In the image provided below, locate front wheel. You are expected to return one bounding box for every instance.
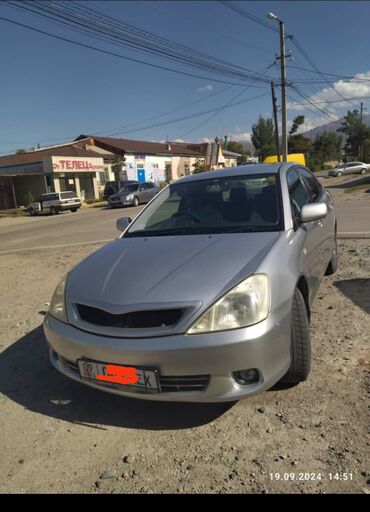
[133,196,139,207]
[280,288,311,385]
[337,171,343,177]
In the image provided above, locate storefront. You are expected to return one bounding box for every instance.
[0,143,104,209]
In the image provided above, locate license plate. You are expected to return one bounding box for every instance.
[77,360,160,392]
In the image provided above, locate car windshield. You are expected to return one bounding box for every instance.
[125,173,282,237]
[120,184,139,192]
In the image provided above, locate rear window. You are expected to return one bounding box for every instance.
[60,192,78,199]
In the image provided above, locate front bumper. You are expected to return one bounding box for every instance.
[109,196,133,207]
[43,306,292,402]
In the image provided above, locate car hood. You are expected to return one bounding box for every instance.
[67,232,280,314]
[109,191,132,199]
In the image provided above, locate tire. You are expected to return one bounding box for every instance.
[337,171,343,177]
[29,208,38,216]
[133,196,139,207]
[360,168,367,175]
[280,288,311,384]
[325,232,338,276]
[70,208,77,213]
[50,206,59,215]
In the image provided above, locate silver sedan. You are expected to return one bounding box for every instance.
[328,161,369,176]
[44,163,337,402]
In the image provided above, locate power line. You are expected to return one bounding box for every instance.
[218,1,279,33]
[179,64,276,138]
[100,92,269,138]
[0,14,268,88]
[141,0,270,55]
[7,0,273,85]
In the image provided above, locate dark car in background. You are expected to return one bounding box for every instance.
[108,182,160,207]
[103,180,139,200]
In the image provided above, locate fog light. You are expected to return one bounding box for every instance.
[233,368,259,385]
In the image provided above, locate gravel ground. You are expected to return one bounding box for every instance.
[0,240,369,494]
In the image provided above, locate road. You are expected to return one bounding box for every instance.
[0,197,369,254]
[0,205,143,253]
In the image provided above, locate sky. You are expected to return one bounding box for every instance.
[1,0,370,154]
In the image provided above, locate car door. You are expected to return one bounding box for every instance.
[145,183,156,201]
[138,184,146,202]
[42,193,57,212]
[299,168,335,275]
[343,162,356,175]
[286,167,324,301]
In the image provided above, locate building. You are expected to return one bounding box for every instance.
[75,135,208,193]
[0,136,240,210]
[0,141,105,209]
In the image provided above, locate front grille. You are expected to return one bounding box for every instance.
[76,304,184,329]
[60,357,209,393]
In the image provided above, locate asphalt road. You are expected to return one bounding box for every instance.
[0,205,143,253]
[0,198,369,254]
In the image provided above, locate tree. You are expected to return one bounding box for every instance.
[192,158,209,173]
[308,133,343,171]
[251,116,276,161]
[288,134,313,155]
[289,115,305,136]
[111,153,126,183]
[226,140,251,164]
[337,109,370,160]
[15,148,26,154]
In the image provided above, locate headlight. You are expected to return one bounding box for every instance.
[49,274,68,323]
[125,194,134,200]
[187,274,270,334]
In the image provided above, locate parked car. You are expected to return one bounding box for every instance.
[27,191,81,215]
[108,182,159,208]
[103,180,139,200]
[328,161,369,177]
[44,163,337,402]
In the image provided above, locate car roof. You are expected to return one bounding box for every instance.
[177,162,294,184]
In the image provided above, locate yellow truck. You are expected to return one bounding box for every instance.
[263,153,306,166]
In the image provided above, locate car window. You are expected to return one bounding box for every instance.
[298,168,322,203]
[146,183,154,189]
[122,184,139,192]
[286,168,310,218]
[125,173,282,237]
[60,191,78,199]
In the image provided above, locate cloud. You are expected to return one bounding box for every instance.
[173,138,185,142]
[286,70,370,133]
[288,71,370,116]
[197,84,213,92]
[228,132,252,142]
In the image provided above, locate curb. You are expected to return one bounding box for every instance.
[338,232,370,239]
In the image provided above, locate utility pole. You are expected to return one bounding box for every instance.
[271,81,280,161]
[360,102,364,122]
[267,12,288,162]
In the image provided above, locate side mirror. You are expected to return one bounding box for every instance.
[116,217,132,232]
[300,203,328,223]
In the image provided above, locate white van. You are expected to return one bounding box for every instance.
[27,191,82,216]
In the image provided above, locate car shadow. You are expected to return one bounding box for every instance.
[325,176,370,190]
[334,278,370,315]
[0,326,233,431]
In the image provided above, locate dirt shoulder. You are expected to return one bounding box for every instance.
[0,240,369,494]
